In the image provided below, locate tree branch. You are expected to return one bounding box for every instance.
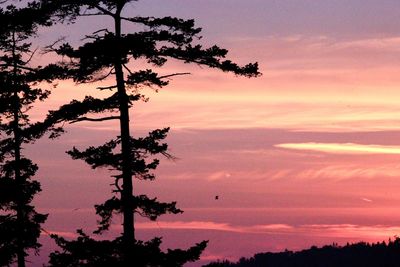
[93,67,115,82]
[0,64,37,72]
[111,175,123,193]
[41,37,66,54]
[92,28,110,35]
[23,47,38,65]
[79,12,105,17]
[70,116,120,124]
[92,4,116,18]
[122,64,133,75]
[97,85,118,90]
[159,72,191,79]
[82,29,110,41]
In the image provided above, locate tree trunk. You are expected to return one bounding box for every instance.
[114,6,135,265]
[14,98,25,267]
[11,31,26,267]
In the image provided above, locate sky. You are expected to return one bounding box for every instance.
[20,0,400,266]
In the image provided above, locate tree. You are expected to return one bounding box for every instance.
[0,1,65,266]
[203,238,400,267]
[42,0,261,266]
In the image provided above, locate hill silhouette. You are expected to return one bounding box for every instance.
[204,238,400,267]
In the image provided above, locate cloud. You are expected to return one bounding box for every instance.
[41,230,78,239]
[27,34,400,133]
[137,221,400,240]
[255,224,295,231]
[334,37,400,52]
[296,163,400,180]
[136,221,293,234]
[200,253,237,262]
[302,224,400,239]
[276,143,400,155]
[361,198,373,203]
[207,171,232,181]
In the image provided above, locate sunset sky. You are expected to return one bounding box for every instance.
[23,1,400,265]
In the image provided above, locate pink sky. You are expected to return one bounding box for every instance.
[23,1,400,266]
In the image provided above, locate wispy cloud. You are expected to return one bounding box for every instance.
[136,221,293,234]
[200,253,237,262]
[29,34,400,133]
[207,171,232,181]
[46,221,400,240]
[137,221,400,240]
[361,198,373,203]
[296,163,400,180]
[41,230,78,239]
[276,143,400,155]
[302,224,400,239]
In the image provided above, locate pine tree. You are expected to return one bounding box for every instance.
[42,0,261,266]
[0,1,66,266]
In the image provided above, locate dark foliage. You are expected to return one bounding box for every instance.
[41,0,260,266]
[204,238,400,267]
[0,1,67,266]
[49,230,208,267]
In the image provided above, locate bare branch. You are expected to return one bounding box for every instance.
[122,64,133,75]
[81,29,110,41]
[123,65,191,83]
[16,65,37,72]
[23,47,39,65]
[162,151,179,161]
[79,12,105,17]
[97,85,118,91]
[0,64,37,72]
[92,4,116,18]
[69,116,120,124]
[120,16,154,24]
[92,28,111,35]
[78,67,115,84]
[42,37,66,54]
[159,72,191,79]
[92,67,115,83]
[111,176,123,193]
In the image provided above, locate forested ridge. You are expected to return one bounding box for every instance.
[205,239,400,267]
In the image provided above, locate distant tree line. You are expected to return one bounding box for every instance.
[204,238,400,267]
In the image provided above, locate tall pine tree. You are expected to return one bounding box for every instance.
[42,0,261,266]
[0,1,66,266]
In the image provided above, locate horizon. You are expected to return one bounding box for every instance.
[4,0,400,266]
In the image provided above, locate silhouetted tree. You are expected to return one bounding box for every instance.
[41,0,261,266]
[0,1,65,266]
